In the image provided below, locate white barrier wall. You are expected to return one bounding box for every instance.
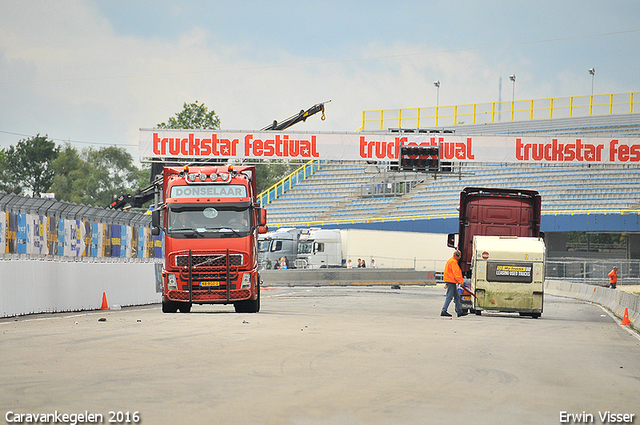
[545,280,639,327]
[340,230,452,270]
[0,261,161,318]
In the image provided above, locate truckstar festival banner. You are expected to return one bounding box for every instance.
[140,129,640,164]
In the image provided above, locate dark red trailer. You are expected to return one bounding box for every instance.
[447,187,542,278]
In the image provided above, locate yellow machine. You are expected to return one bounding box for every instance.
[471,236,545,318]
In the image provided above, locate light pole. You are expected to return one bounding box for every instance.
[509,74,516,102]
[588,68,595,115]
[434,80,440,126]
[509,75,516,121]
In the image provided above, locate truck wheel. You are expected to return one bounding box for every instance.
[162,300,178,313]
[178,303,192,313]
[475,310,482,316]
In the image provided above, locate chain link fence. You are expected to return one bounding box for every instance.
[546,259,640,286]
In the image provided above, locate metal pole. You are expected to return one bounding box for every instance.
[188,249,193,305]
[226,248,231,303]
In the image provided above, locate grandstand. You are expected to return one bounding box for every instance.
[264,161,640,227]
[262,100,640,228]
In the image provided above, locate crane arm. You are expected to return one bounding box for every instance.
[261,100,330,131]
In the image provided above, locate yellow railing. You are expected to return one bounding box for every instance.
[257,160,324,207]
[360,92,639,131]
[267,208,640,229]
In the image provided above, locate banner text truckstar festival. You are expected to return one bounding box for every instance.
[140,129,640,164]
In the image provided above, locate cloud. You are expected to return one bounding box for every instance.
[1,0,638,162]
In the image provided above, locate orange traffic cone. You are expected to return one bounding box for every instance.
[100,292,110,310]
[621,308,630,326]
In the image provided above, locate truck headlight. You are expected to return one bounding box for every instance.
[167,274,178,290]
[241,273,251,289]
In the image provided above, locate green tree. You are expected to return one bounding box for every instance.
[2,135,59,197]
[156,101,221,130]
[50,144,145,207]
[49,144,90,203]
[154,101,297,196]
[85,146,144,206]
[255,160,299,194]
[0,149,12,193]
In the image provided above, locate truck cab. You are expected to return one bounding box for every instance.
[448,187,542,278]
[153,164,267,313]
[295,228,342,269]
[258,228,300,269]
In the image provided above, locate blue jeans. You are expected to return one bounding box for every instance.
[442,283,462,314]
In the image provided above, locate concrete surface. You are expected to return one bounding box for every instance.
[0,286,638,425]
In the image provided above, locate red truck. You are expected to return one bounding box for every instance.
[447,187,542,313]
[152,164,267,313]
[448,187,542,276]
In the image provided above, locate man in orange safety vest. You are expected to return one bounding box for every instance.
[441,250,468,317]
[608,266,618,289]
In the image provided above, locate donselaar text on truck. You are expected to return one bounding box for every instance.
[151,164,267,313]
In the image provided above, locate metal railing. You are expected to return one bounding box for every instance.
[360,92,639,131]
[547,259,640,286]
[266,208,640,229]
[359,178,423,198]
[257,160,325,207]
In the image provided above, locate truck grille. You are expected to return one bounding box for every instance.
[167,289,251,302]
[178,270,239,282]
[175,253,243,268]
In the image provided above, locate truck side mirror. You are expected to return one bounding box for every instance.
[151,210,161,235]
[447,233,457,248]
[260,208,267,226]
[258,225,268,234]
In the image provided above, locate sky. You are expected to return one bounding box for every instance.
[0,0,639,163]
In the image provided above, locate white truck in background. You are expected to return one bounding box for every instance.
[295,228,343,269]
[258,228,301,269]
[258,228,342,269]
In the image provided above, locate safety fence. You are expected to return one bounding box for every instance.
[0,193,162,261]
[547,259,640,286]
[360,92,639,130]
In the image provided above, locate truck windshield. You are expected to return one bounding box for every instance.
[258,240,270,252]
[168,205,251,238]
[298,241,313,254]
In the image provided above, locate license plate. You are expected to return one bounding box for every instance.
[461,295,471,302]
[200,281,221,287]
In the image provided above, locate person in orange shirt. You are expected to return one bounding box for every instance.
[441,250,468,317]
[608,266,618,289]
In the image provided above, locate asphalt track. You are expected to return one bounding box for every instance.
[1,286,639,425]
